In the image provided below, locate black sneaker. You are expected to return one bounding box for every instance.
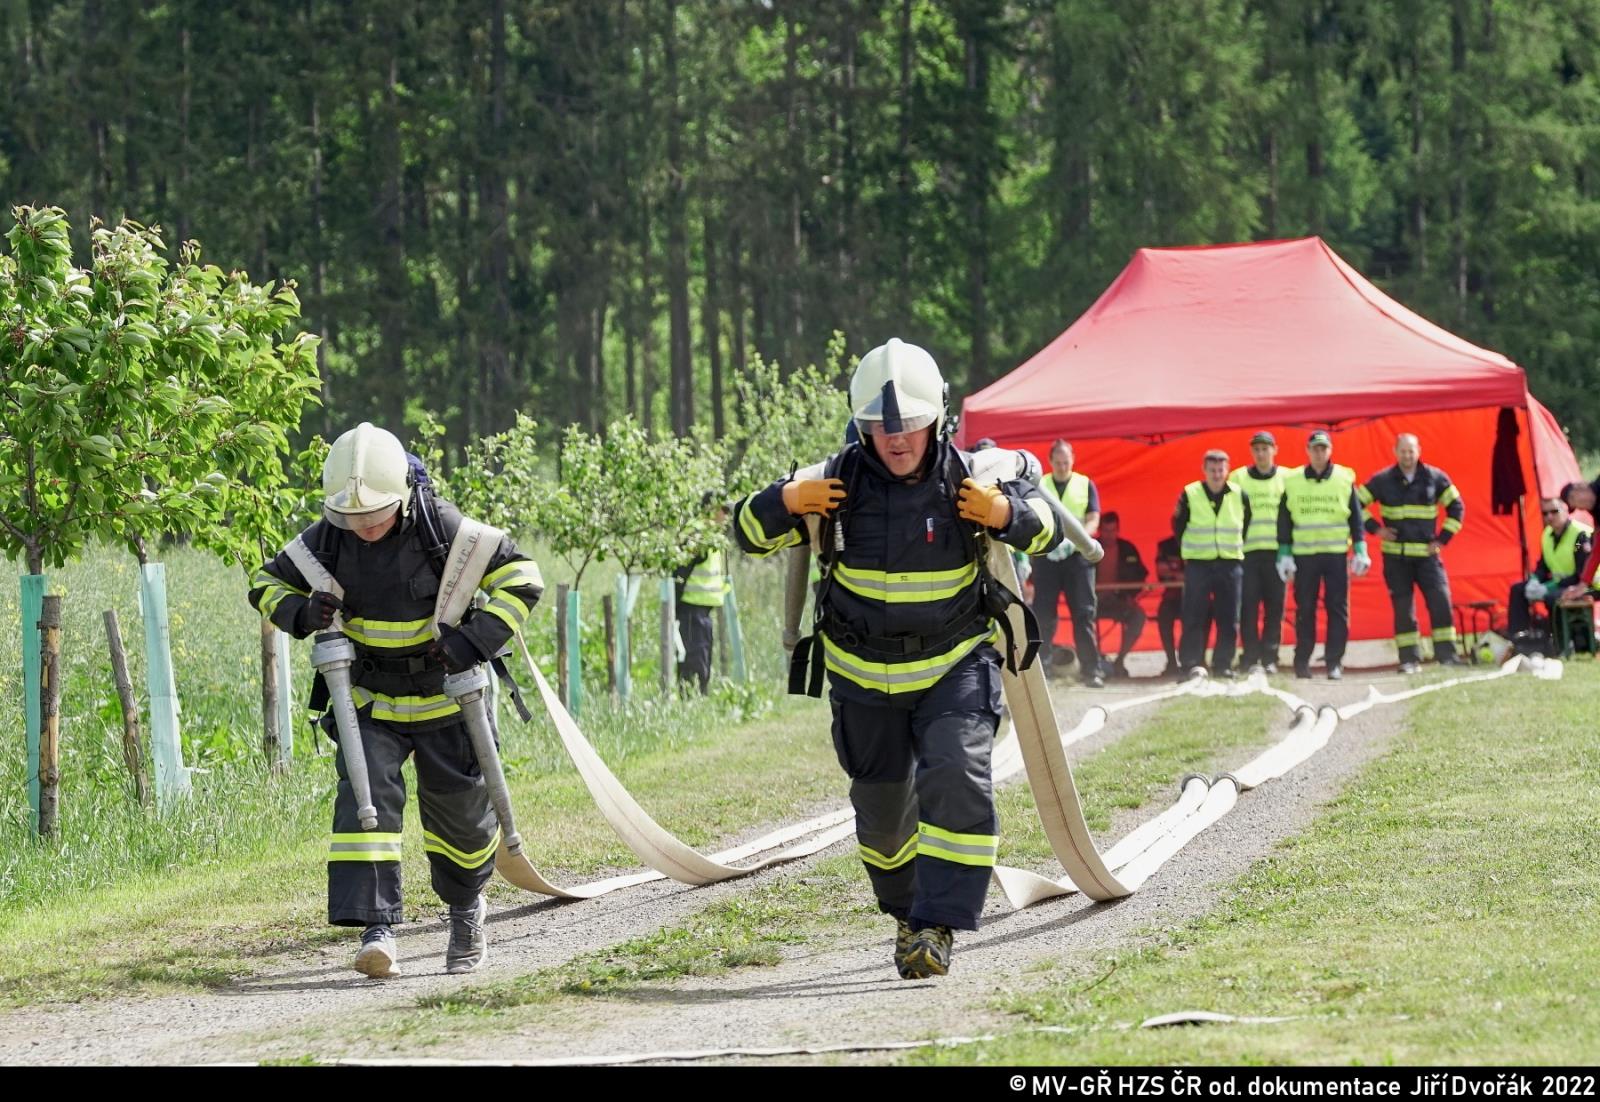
[1294,665,1311,679]
[900,925,954,980]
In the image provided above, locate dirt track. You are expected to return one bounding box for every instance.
[0,665,1414,1065]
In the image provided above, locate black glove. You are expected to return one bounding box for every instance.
[429,623,485,674]
[296,591,344,635]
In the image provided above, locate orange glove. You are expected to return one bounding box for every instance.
[957,478,1011,529]
[782,477,847,516]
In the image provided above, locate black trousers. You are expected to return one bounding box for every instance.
[328,712,499,927]
[1293,553,1350,669]
[1157,589,1185,667]
[676,603,715,694]
[1180,560,1243,673]
[1097,594,1147,663]
[1032,554,1099,679]
[1239,550,1286,667]
[1382,554,1457,661]
[829,649,1001,932]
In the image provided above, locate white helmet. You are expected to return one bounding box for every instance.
[849,338,948,440]
[322,422,410,531]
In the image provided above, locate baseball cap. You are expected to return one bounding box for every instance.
[1307,429,1332,447]
[1249,430,1276,446]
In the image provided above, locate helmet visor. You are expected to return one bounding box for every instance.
[323,500,400,532]
[854,412,939,438]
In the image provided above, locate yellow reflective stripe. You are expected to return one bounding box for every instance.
[479,600,524,634]
[1024,498,1056,555]
[254,570,309,617]
[481,560,544,591]
[1431,626,1458,642]
[422,828,501,869]
[833,561,978,603]
[1380,541,1434,557]
[821,628,994,695]
[1395,631,1420,646]
[1380,504,1440,520]
[351,687,460,723]
[738,497,803,556]
[328,831,403,862]
[858,835,918,871]
[343,617,434,648]
[1439,485,1461,507]
[1442,518,1463,534]
[917,821,998,867]
[1357,484,1374,505]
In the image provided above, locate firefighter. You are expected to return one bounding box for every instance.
[1229,431,1288,673]
[674,497,729,695]
[1032,439,1105,687]
[249,423,544,979]
[1358,433,1466,672]
[1173,450,1250,677]
[1276,430,1367,680]
[732,338,1095,980]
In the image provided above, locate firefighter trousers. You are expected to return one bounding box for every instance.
[1382,553,1457,662]
[328,712,500,926]
[828,648,1002,932]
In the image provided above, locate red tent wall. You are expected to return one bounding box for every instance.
[1002,404,1565,652]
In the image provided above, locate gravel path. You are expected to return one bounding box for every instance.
[0,666,1419,1065]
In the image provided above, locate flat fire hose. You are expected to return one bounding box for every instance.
[490,631,858,899]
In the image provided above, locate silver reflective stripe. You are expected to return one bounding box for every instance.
[917,833,996,859]
[328,841,401,855]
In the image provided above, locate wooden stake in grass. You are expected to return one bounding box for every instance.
[603,594,617,698]
[38,595,62,838]
[103,609,152,806]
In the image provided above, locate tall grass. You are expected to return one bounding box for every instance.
[0,539,800,915]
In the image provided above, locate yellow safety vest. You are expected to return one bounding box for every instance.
[1541,520,1593,579]
[1042,471,1091,520]
[1283,464,1356,557]
[681,549,727,608]
[1180,481,1245,562]
[1229,465,1286,553]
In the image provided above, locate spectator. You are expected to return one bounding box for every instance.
[1093,512,1148,678]
[1511,497,1593,637]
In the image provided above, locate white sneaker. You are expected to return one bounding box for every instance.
[354,924,401,978]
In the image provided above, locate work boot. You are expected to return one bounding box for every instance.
[354,924,400,979]
[893,918,917,978]
[1326,665,1343,681]
[1294,664,1311,679]
[445,894,488,975]
[899,925,954,980]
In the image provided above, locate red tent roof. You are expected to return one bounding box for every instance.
[962,236,1529,442]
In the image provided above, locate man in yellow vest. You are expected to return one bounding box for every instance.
[1507,496,1594,637]
[674,497,730,695]
[1172,449,1250,677]
[1032,438,1105,687]
[1230,430,1288,673]
[1276,430,1367,680]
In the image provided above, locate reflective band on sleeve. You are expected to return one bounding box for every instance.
[738,497,803,556]
[1024,498,1057,555]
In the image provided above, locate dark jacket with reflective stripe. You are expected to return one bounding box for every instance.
[248,499,543,729]
[1358,463,1464,554]
[733,440,1062,704]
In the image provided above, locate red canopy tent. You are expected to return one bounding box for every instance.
[960,236,1581,650]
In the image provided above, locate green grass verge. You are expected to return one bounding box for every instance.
[911,661,1600,1065]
